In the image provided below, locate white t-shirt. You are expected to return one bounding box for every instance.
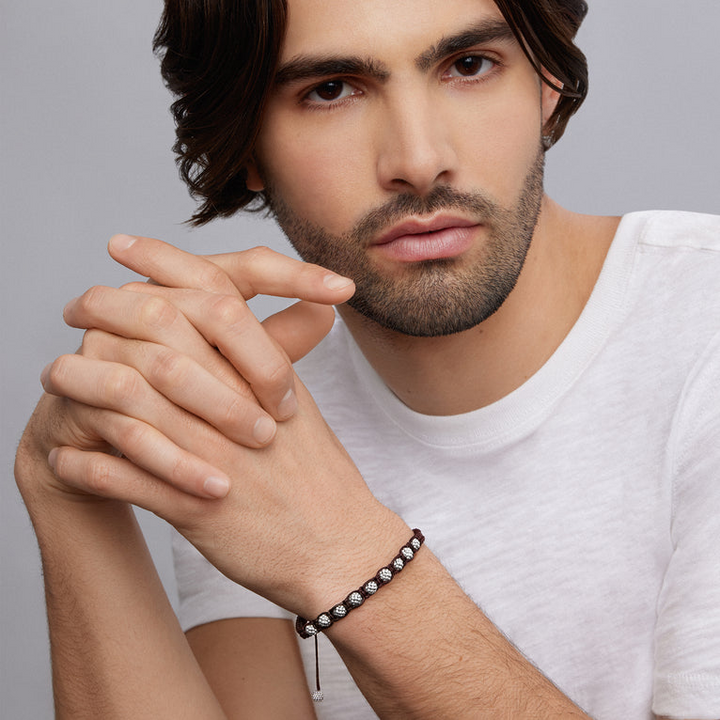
[173,211,720,719]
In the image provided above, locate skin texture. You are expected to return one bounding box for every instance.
[14,0,692,717]
[250,0,551,341]
[264,152,546,336]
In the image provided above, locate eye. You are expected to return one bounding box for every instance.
[445,55,496,79]
[305,80,358,104]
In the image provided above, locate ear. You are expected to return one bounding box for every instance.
[245,159,265,192]
[540,70,563,130]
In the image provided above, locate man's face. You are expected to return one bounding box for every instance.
[250,0,558,336]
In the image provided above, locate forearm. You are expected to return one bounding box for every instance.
[327,548,590,719]
[16,445,225,720]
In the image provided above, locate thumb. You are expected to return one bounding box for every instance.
[262,301,337,363]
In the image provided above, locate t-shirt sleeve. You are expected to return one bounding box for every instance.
[653,332,720,719]
[172,530,292,632]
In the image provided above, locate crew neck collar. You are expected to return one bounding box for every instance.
[339,212,646,450]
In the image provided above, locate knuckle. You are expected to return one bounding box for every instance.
[261,357,292,390]
[207,294,248,329]
[240,246,274,287]
[46,354,74,389]
[115,419,147,453]
[244,245,273,263]
[120,281,148,293]
[195,262,233,293]
[219,393,249,431]
[105,366,142,407]
[85,455,114,494]
[299,258,324,278]
[77,285,107,316]
[137,295,178,331]
[147,347,190,387]
[169,453,193,487]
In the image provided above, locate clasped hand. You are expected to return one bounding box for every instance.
[29,234,407,615]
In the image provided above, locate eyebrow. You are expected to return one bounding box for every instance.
[415,19,516,72]
[274,56,390,86]
[273,18,516,86]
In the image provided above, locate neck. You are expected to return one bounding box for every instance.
[338,197,619,415]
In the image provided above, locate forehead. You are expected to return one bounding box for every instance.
[281,0,506,61]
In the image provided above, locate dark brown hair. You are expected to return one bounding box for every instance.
[494,0,589,143]
[154,0,589,226]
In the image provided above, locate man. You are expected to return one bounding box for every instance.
[14,0,719,718]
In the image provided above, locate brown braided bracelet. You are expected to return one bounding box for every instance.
[295,528,425,639]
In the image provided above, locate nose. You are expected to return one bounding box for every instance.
[375,93,458,196]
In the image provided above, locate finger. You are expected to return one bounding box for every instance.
[81,320,249,399]
[65,285,268,407]
[47,446,218,513]
[205,246,355,303]
[108,234,355,304]
[120,285,298,420]
[80,324,256,409]
[108,234,240,296]
[49,408,232,499]
[42,352,276,448]
[262,301,336,364]
[64,286,211,361]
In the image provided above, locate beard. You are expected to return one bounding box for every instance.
[266,147,545,337]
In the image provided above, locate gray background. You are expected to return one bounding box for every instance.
[2,1,718,717]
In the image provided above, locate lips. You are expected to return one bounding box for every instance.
[373,215,479,246]
[371,215,480,262]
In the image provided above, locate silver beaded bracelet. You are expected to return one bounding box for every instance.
[295,529,425,702]
[295,529,425,639]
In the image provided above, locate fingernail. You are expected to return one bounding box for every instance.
[40,363,52,387]
[323,273,354,291]
[110,234,137,252]
[47,448,59,470]
[253,416,276,445]
[277,388,298,419]
[203,476,230,499]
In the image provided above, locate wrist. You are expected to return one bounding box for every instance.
[296,529,425,638]
[294,507,412,618]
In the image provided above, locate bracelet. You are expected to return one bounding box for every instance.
[295,528,425,639]
[295,529,424,702]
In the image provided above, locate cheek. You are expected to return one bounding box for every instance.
[458,101,542,201]
[257,119,370,234]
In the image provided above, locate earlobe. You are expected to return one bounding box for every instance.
[245,160,265,192]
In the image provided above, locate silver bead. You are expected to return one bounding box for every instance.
[304,623,318,636]
[332,604,347,618]
[393,557,405,571]
[317,613,332,628]
[410,538,421,551]
[364,580,379,595]
[378,568,392,583]
[401,547,414,561]
[312,690,324,702]
[348,591,364,607]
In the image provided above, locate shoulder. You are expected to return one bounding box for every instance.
[625,209,720,252]
[615,210,720,322]
[584,210,720,407]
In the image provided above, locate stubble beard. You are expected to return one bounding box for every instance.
[266,147,546,337]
